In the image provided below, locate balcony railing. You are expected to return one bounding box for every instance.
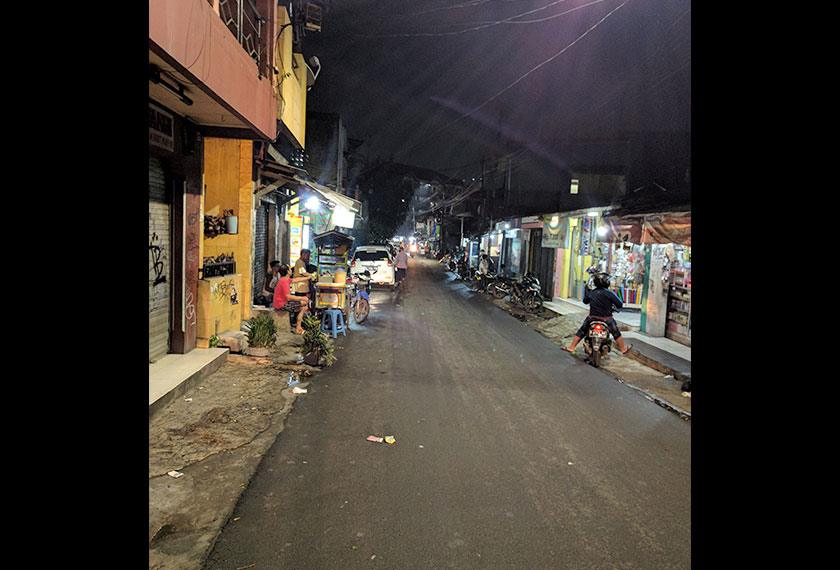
[214,0,266,75]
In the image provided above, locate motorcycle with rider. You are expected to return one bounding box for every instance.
[562,272,633,367]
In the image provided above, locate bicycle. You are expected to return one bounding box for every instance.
[349,270,372,323]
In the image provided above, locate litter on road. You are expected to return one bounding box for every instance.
[293,386,307,394]
[167,470,184,479]
[366,435,384,443]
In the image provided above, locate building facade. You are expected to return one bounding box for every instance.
[150,0,302,359]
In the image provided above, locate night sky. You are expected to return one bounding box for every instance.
[304,0,691,181]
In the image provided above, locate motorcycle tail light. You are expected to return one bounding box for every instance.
[594,324,603,332]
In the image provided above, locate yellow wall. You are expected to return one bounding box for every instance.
[558,248,571,298]
[202,137,255,331]
[196,274,242,340]
[276,7,307,147]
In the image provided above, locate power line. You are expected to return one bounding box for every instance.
[399,0,631,155]
[358,0,587,38]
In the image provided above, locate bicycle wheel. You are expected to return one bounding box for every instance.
[354,296,370,323]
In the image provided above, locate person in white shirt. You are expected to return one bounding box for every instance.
[395,247,409,284]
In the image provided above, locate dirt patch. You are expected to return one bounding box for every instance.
[149,334,321,478]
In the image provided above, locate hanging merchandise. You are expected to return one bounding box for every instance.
[607,242,644,308]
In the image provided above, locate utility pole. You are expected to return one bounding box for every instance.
[481,157,487,235]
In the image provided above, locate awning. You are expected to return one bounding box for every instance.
[642,212,691,246]
[601,211,690,246]
[294,176,361,214]
[601,217,644,244]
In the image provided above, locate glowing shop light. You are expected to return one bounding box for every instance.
[305,196,321,211]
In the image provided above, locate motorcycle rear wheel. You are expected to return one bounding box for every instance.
[492,285,507,299]
[590,349,601,367]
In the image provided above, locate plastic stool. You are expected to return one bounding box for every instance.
[321,309,346,338]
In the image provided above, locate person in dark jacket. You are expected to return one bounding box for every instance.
[256,260,280,307]
[563,273,633,355]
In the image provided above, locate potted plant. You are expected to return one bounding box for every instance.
[300,314,336,366]
[244,314,277,357]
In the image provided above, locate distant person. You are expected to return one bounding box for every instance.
[478,254,489,275]
[256,260,280,307]
[274,264,313,334]
[395,246,409,284]
[563,272,633,355]
[292,249,314,296]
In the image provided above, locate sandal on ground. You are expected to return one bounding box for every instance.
[621,344,633,354]
[561,347,575,353]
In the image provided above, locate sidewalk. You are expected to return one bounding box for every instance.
[149,348,230,420]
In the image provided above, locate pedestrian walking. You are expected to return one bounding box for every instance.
[395,246,409,284]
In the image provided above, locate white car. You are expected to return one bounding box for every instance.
[350,245,396,289]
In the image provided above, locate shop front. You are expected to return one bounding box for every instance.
[601,211,691,345]
[542,209,608,302]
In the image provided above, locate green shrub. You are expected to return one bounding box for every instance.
[244,315,277,349]
[300,314,336,366]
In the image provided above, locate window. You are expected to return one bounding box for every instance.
[354,251,390,261]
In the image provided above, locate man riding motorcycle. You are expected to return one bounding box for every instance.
[562,272,633,356]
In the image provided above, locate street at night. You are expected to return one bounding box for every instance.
[149,1,691,568]
[202,257,690,570]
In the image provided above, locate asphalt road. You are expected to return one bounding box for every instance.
[203,257,691,570]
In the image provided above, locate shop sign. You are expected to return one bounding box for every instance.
[580,216,593,255]
[541,214,569,248]
[149,103,174,152]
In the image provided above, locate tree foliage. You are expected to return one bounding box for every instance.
[355,161,416,243]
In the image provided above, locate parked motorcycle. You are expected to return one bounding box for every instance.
[585,259,608,291]
[472,270,496,293]
[439,253,458,273]
[488,272,544,312]
[520,272,544,312]
[456,258,471,280]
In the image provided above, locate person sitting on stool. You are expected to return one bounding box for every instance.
[273,264,312,334]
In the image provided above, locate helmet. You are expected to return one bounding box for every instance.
[593,272,611,288]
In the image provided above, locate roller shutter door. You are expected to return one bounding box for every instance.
[149,156,171,362]
[253,202,269,301]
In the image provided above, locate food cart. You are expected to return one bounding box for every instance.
[312,230,354,322]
